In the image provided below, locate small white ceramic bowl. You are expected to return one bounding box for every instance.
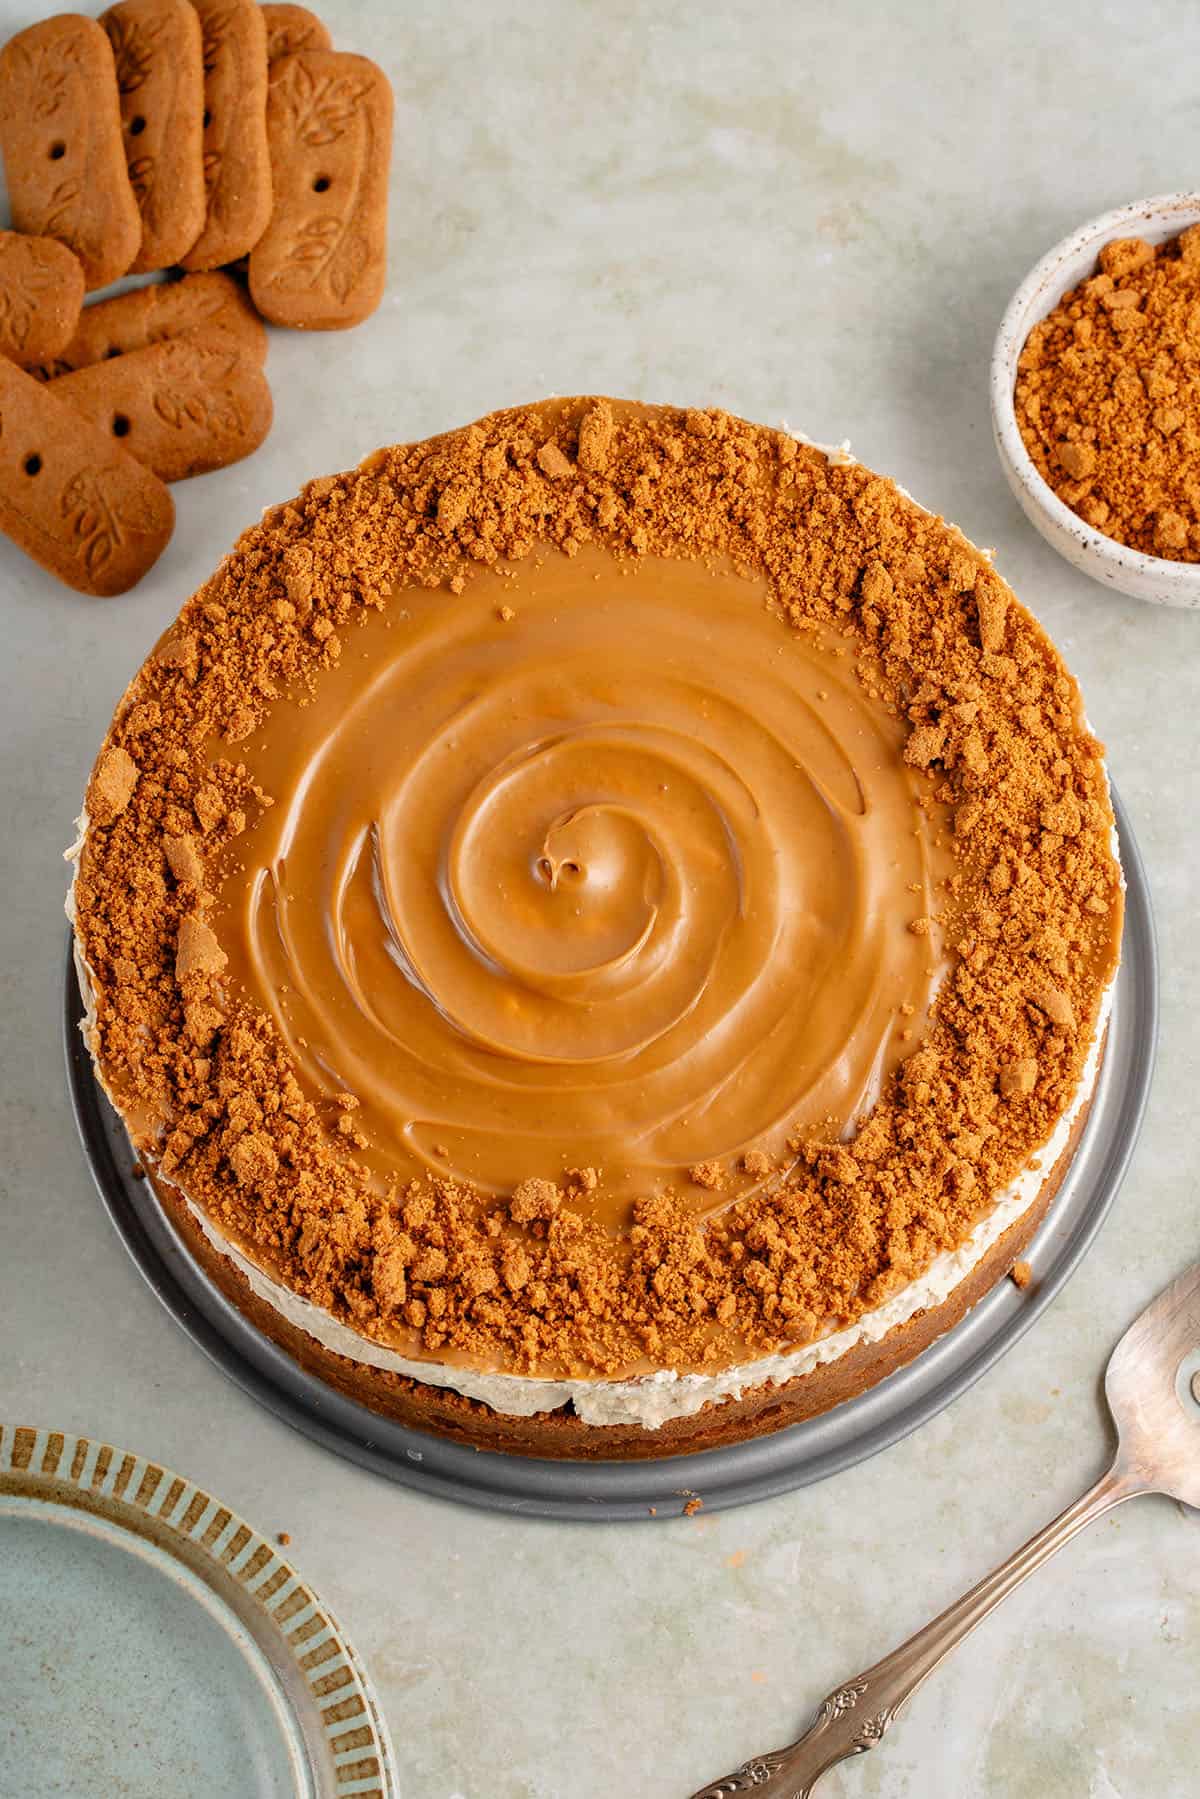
[991,192,1200,609]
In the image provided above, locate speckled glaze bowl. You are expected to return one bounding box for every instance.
[991,192,1200,609]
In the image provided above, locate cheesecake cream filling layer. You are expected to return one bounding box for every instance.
[167,975,1112,1427]
[67,734,1121,1431]
[70,840,1116,1427]
[68,809,1121,1429]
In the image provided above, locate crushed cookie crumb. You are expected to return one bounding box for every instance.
[999,1058,1038,1098]
[87,746,138,825]
[537,441,574,480]
[510,1178,561,1223]
[1029,981,1076,1029]
[578,400,615,473]
[175,915,227,980]
[229,1131,278,1188]
[164,833,204,887]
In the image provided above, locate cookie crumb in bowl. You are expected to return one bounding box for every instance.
[991,193,1200,609]
[1014,225,1200,561]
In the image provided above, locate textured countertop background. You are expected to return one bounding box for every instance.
[1,2,1198,1793]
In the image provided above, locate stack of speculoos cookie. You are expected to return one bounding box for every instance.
[0,1,392,596]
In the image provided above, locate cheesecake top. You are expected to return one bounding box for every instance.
[75,398,1123,1381]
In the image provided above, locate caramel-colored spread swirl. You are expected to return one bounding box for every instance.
[217,541,951,1225]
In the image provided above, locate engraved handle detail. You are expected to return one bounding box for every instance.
[689,1462,1141,1798]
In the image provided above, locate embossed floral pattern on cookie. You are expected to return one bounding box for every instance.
[250,49,392,329]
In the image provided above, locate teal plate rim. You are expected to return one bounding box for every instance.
[0,1422,398,1798]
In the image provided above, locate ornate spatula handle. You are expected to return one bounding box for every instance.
[689,1671,886,1796]
[689,1463,1137,1797]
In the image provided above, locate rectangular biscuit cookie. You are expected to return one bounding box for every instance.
[50,324,273,482]
[102,0,207,273]
[262,4,332,60]
[0,15,142,290]
[181,0,272,270]
[0,358,173,594]
[24,271,266,381]
[0,232,85,364]
[249,50,392,329]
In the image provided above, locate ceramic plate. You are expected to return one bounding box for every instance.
[0,1424,396,1799]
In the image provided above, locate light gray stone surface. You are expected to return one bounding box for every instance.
[1,2,1198,1793]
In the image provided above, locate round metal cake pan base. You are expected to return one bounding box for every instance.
[65,790,1157,1523]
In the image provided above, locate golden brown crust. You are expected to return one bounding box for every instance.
[148,1079,1095,1462]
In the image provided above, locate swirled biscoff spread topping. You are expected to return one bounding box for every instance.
[76,398,1123,1382]
[215,541,952,1220]
[1015,225,1200,560]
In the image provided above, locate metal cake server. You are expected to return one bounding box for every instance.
[688,1261,1200,1798]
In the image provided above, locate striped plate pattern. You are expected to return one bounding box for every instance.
[0,1423,396,1798]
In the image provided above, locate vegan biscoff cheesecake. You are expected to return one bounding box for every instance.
[71,398,1123,1459]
